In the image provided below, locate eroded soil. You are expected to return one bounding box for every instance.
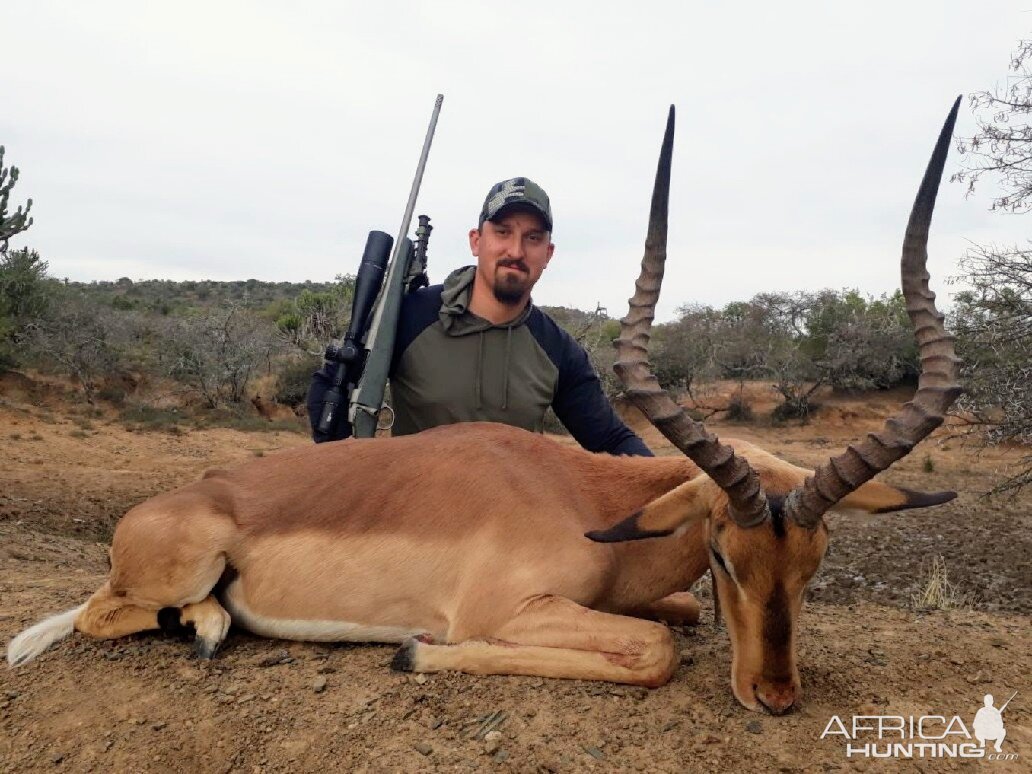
[1,378,1029,772]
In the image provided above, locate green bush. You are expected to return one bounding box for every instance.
[0,249,54,371]
[771,393,817,422]
[96,384,128,405]
[724,394,755,423]
[274,356,319,409]
[119,405,185,433]
[191,405,304,433]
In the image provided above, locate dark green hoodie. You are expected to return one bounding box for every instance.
[309,266,651,456]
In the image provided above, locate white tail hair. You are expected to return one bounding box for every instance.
[6,605,85,668]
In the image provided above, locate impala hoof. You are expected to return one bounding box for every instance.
[755,682,798,715]
[390,638,419,672]
[194,637,221,660]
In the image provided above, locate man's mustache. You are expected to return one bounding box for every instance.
[497,259,529,273]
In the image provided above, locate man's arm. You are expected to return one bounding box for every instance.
[536,315,648,460]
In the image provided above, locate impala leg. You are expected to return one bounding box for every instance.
[392,595,678,687]
[75,583,161,638]
[75,586,231,658]
[632,591,701,626]
[74,505,232,658]
[176,596,232,658]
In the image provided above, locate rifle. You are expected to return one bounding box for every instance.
[317,94,443,439]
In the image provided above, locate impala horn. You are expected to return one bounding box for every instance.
[614,105,770,528]
[784,97,965,529]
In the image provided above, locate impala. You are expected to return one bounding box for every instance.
[7,99,962,714]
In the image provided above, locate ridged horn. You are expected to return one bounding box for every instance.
[785,97,965,529]
[614,105,770,528]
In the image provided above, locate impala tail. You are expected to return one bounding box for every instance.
[6,604,86,668]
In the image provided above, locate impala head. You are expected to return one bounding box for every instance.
[703,456,952,713]
[589,101,964,713]
[705,475,826,714]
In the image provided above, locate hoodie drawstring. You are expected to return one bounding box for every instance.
[474,331,485,409]
[502,326,512,410]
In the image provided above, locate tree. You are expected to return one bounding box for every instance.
[275,274,355,355]
[165,305,279,408]
[0,146,34,250]
[697,290,917,420]
[711,299,786,384]
[949,35,1032,493]
[0,149,48,371]
[652,304,719,400]
[953,38,1031,212]
[802,289,916,392]
[0,249,54,368]
[28,291,123,401]
[950,245,1031,493]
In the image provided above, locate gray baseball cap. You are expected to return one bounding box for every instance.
[479,177,553,231]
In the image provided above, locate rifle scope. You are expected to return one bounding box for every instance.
[317,230,393,436]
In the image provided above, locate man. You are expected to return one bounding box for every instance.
[308,177,651,457]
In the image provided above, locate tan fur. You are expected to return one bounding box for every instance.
[6,422,945,704]
[634,476,715,532]
[703,449,831,714]
[597,437,947,713]
[632,591,701,626]
[410,595,678,687]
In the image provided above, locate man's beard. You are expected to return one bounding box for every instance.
[493,262,530,304]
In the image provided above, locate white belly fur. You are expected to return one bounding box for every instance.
[220,579,426,643]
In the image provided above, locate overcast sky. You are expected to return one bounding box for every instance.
[3,1,1029,321]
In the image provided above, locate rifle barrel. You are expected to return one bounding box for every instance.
[389,94,443,278]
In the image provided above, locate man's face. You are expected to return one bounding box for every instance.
[469,209,554,305]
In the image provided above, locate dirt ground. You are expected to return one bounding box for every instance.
[1,377,1029,772]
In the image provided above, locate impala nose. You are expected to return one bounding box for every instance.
[755,680,798,715]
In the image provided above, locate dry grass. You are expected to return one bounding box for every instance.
[911,554,967,611]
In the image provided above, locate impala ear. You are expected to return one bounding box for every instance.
[834,480,957,514]
[586,476,715,543]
